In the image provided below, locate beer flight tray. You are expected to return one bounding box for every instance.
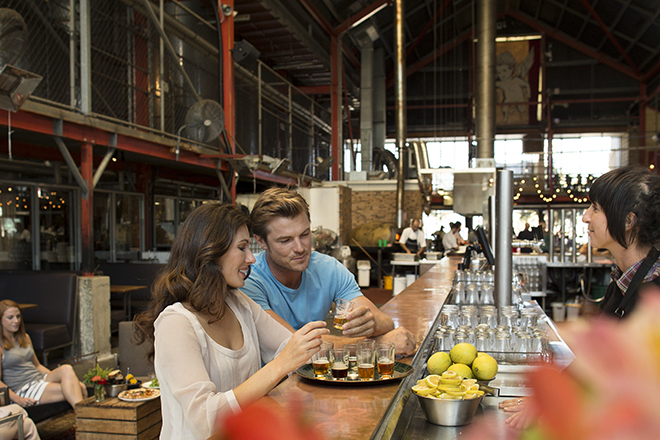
[296,362,414,385]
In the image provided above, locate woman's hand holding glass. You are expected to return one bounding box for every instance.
[276,321,329,373]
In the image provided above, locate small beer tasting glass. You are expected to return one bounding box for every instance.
[334,299,355,330]
[311,341,333,379]
[330,348,350,380]
[376,342,395,379]
[357,347,376,380]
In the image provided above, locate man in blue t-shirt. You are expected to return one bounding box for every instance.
[241,187,416,356]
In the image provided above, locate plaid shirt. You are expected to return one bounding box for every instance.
[612,252,660,295]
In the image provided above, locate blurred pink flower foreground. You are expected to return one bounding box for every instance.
[465,292,660,440]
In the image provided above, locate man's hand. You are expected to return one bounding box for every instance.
[342,305,376,337]
[374,327,417,357]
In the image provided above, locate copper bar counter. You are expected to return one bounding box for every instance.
[256,257,459,440]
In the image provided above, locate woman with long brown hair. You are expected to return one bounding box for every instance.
[134,203,328,440]
[0,300,87,408]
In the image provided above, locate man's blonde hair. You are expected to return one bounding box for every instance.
[250,187,310,240]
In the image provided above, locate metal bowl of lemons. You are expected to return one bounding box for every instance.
[416,393,483,426]
[412,372,485,426]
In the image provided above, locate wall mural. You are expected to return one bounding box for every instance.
[496,40,541,126]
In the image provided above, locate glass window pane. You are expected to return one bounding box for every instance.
[0,185,32,270]
[154,196,175,248]
[39,187,74,270]
[116,194,141,259]
[94,192,111,261]
[178,199,197,225]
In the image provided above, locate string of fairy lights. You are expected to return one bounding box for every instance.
[512,174,595,204]
[0,188,66,210]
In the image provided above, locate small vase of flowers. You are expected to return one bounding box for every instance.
[83,364,112,402]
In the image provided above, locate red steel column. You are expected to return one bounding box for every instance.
[220,0,237,203]
[81,142,94,275]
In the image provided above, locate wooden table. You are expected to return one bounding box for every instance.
[111,285,147,321]
[253,258,458,440]
[17,303,38,310]
[75,395,161,440]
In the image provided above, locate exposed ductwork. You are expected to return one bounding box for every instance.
[394,0,406,228]
[476,0,496,165]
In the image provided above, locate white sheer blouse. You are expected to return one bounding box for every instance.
[154,290,292,440]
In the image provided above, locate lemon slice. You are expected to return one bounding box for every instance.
[462,379,478,387]
[441,370,458,379]
[412,385,435,396]
[464,393,479,399]
[462,383,480,391]
[441,393,462,400]
[445,389,467,397]
[440,378,462,385]
[425,374,442,388]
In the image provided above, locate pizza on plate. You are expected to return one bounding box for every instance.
[118,388,160,400]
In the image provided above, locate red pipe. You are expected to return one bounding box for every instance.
[220,0,236,204]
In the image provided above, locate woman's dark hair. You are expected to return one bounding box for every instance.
[134,203,250,362]
[588,166,660,249]
[0,300,28,350]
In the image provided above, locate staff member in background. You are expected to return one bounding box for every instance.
[442,221,468,254]
[241,187,417,357]
[399,219,426,258]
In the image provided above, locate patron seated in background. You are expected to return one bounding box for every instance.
[134,203,328,440]
[0,404,40,440]
[0,300,87,409]
[398,219,426,259]
[241,187,417,357]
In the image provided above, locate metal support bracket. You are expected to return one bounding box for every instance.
[53,135,89,199]
[216,160,232,202]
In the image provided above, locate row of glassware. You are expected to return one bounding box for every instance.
[452,268,528,306]
[435,305,550,364]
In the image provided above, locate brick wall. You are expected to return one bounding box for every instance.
[351,190,423,228]
[338,186,352,244]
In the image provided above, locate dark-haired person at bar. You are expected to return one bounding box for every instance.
[582,166,660,318]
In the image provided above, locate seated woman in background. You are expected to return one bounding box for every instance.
[0,300,87,408]
[134,203,328,440]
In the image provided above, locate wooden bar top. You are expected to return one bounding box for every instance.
[258,257,460,440]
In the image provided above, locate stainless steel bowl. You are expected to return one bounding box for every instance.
[104,383,128,397]
[416,394,483,426]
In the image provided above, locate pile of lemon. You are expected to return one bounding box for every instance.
[425,342,498,381]
[412,371,484,400]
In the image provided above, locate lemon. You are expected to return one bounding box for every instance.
[462,378,478,388]
[447,363,475,379]
[471,354,498,381]
[427,352,452,375]
[449,343,478,366]
[425,374,442,388]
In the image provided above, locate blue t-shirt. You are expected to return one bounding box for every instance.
[241,251,363,330]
